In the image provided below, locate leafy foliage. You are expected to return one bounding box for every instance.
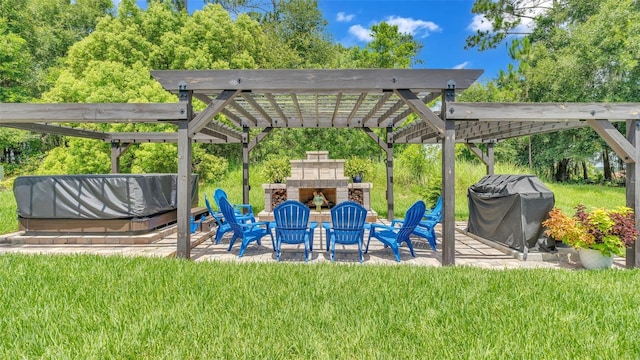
[396,145,429,184]
[343,156,373,180]
[131,143,178,174]
[37,138,111,175]
[543,205,637,256]
[261,155,291,183]
[192,146,229,183]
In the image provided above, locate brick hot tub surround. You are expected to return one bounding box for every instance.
[259,151,377,222]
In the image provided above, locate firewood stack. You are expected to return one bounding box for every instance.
[349,189,364,205]
[272,189,287,208]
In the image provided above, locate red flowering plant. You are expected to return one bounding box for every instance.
[542,205,637,257]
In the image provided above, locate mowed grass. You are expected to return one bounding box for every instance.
[1,254,639,358]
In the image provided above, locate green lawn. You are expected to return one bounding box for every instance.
[1,254,639,358]
[0,167,634,358]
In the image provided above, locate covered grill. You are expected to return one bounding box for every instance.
[467,174,556,253]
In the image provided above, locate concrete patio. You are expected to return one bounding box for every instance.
[0,219,624,269]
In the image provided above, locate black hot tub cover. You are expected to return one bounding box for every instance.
[14,174,198,220]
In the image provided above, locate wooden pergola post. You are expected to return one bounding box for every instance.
[110,142,130,174]
[441,85,456,266]
[386,126,394,220]
[486,142,494,175]
[176,82,193,259]
[625,120,640,268]
[242,126,250,205]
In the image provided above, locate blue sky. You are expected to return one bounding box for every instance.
[126,0,517,81]
[316,0,513,81]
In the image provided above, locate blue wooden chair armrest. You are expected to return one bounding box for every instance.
[210,211,224,224]
[390,219,406,228]
[309,221,318,251]
[369,223,396,233]
[322,222,331,251]
[233,203,254,215]
[237,220,270,230]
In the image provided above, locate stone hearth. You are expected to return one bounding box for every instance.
[258,151,377,222]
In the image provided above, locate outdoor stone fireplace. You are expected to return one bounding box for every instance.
[259,151,377,222]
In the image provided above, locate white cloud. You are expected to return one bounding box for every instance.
[453,62,470,69]
[348,15,440,43]
[468,14,493,32]
[336,12,355,22]
[349,25,373,42]
[385,16,441,38]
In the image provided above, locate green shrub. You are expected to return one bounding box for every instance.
[192,146,228,183]
[261,156,291,183]
[131,143,178,173]
[344,156,373,180]
[396,145,429,185]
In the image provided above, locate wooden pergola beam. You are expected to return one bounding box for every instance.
[587,119,636,163]
[395,89,445,135]
[0,123,109,140]
[0,103,187,122]
[448,102,640,121]
[188,90,239,137]
[151,69,484,92]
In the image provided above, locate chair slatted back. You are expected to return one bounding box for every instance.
[204,195,223,226]
[218,196,244,238]
[396,200,427,243]
[274,200,310,245]
[213,188,228,212]
[431,196,443,216]
[330,201,367,245]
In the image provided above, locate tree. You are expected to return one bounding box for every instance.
[465,0,554,51]
[360,22,423,68]
[0,19,33,102]
[466,0,639,182]
[0,0,113,98]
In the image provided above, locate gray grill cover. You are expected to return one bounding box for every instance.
[467,174,555,252]
[14,174,198,219]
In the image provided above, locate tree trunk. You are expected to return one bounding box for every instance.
[555,159,570,182]
[582,161,588,180]
[603,150,612,181]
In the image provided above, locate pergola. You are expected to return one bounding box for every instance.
[2,69,640,267]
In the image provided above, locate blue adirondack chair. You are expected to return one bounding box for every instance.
[424,196,442,221]
[204,195,234,244]
[326,201,367,262]
[273,200,316,262]
[213,188,255,222]
[366,200,426,262]
[218,196,273,257]
[392,199,442,251]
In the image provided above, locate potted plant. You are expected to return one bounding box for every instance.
[542,205,637,269]
[344,156,373,183]
[261,156,291,183]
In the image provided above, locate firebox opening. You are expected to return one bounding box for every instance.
[299,188,336,209]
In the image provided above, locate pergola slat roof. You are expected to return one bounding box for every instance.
[151,69,483,138]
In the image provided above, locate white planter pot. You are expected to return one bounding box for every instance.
[578,248,614,269]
